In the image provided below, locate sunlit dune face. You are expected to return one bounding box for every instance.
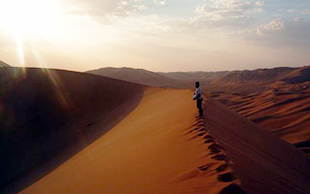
[0,0,59,36]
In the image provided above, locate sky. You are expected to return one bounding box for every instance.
[0,0,309,72]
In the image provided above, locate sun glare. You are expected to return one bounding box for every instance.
[0,0,59,36]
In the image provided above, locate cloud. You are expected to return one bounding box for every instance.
[153,0,166,6]
[62,0,148,24]
[196,0,263,21]
[232,17,310,48]
[255,1,264,6]
[256,18,284,35]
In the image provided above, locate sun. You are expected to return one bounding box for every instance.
[0,0,59,36]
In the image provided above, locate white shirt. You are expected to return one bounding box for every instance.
[193,87,202,100]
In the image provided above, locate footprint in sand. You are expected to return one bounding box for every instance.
[197,132,207,136]
[215,163,231,172]
[203,134,214,139]
[219,183,246,194]
[199,128,207,132]
[198,163,217,171]
[217,172,237,182]
[208,142,224,151]
[204,139,215,144]
[212,154,229,162]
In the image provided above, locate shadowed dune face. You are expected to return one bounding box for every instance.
[0,68,144,192]
[204,98,310,194]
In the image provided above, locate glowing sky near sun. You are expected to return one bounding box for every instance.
[0,0,309,72]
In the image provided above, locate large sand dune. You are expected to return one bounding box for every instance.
[20,88,243,194]
[0,68,144,193]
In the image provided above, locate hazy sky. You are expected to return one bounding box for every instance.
[0,0,309,72]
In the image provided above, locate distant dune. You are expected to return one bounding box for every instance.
[211,74,310,153]
[210,67,297,85]
[281,66,310,84]
[0,68,144,193]
[87,67,179,87]
[159,71,229,85]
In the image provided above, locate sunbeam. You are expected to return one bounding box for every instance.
[29,41,72,109]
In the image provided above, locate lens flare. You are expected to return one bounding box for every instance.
[29,42,72,110]
[14,32,27,77]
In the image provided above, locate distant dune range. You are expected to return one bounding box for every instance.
[0,68,144,193]
[87,66,301,90]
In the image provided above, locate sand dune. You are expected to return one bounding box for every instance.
[20,88,242,194]
[0,68,144,193]
[281,66,310,84]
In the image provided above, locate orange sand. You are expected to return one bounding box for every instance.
[21,88,236,194]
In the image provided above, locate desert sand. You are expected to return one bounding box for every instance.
[21,88,242,194]
[2,67,310,194]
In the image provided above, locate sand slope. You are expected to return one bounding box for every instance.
[0,68,144,192]
[205,98,310,194]
[21,88,242,194]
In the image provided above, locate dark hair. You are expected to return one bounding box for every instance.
[195,82,200,88]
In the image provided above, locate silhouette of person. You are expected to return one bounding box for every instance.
[193,81,203,117]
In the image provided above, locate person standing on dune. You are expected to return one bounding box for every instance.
[193,81,203,117]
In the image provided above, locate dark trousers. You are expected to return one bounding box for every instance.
[196,98,203,117]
